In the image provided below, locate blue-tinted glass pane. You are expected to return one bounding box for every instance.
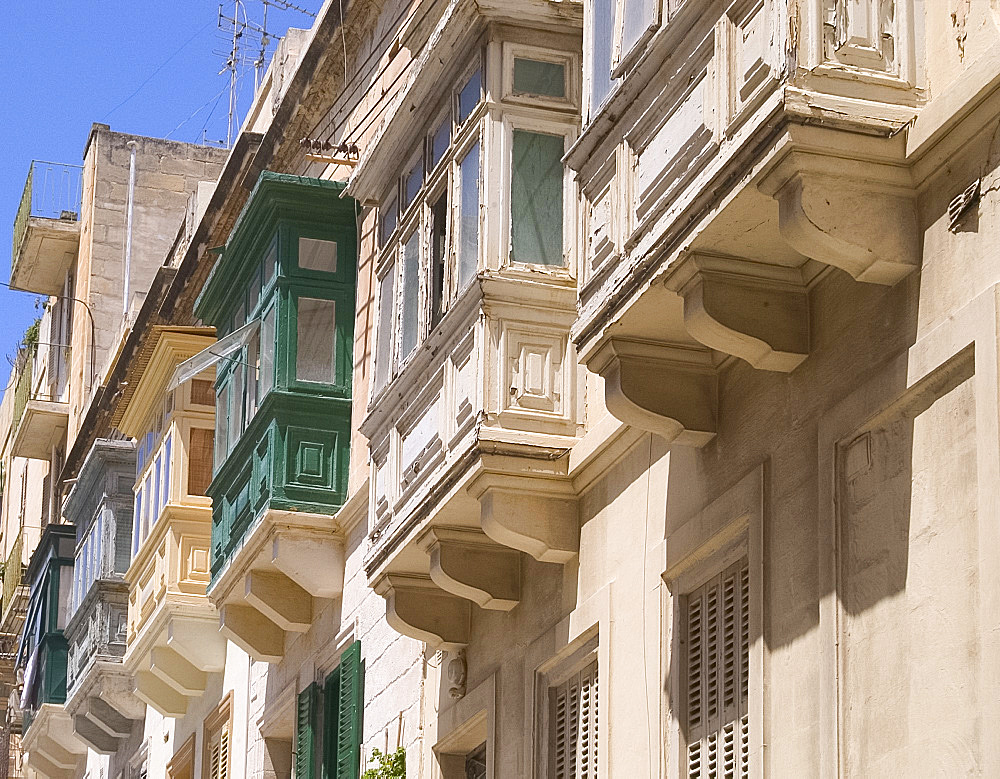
[374,269,395,393]
[513,59,566,98]
[162,435,172,513]
[589,0,617,118]
[511,130,564,266]
[403,162,422,212]
[380,197,398,248]
[132,490,142,558]
[430,118,450,171]
[457,142,480,289]
[457,68,482,124]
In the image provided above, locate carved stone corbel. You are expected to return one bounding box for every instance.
[759,162,919,285]
[374,573,471,651]
[134,670,189,717]
[588,338,717,446]
[420,527,521,611]
[244,570,314,633]
[665,253,810,372]
[271,532,345,599]
[476,487,578,563]
[219,604,285,664]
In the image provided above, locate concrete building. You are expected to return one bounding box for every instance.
[8,0,1000,777]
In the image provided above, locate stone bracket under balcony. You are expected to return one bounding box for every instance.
[472,480,579,565]
[12,396,69,460]
[663,252,811,372]
[23,703,87,778]
[373,573,471,651]
[587,338,718,446]
[125,611,227,718]
[210,511,346,664]
[65,664,143,755]
[758,147,919,286]
[419,527,521,611]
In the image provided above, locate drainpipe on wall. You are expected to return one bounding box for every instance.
[123,140,138,320]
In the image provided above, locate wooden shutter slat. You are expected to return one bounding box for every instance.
[336,640,364,779]
[296,683,321,779]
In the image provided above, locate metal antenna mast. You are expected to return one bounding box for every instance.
[214,0,316,148]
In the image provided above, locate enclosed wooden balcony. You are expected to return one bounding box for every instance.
[114,327,226,716]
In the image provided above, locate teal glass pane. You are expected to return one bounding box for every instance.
[513,58,566,98]
[400,231,420,359]
[458,142,480,289]
[511,130,564,265]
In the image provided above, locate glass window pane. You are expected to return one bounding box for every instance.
[513,58,566,98]
[430,118,450,171]
[296,298,337,383]
[153,455,162,524]
[162,435,172,512]
[430,192,448,328]
[374,268,395,392]
[190,379,214,406]
[511,130,564,266]
[400,232,420,359]
[457,141,480,290]
[229,364,244,452]
[245,331,259,420]
[457,68,482,124]
[621,0,657,61]
[215,383,228,466]
[249,265,263,311]
[261,305,275,397]
[142,475,151,540]
[264,240,277,281]
[589,0,617,118]
[380,196,398,248]
[188,428,214,497]
[403,162,422,212]
[299,237,338,273]
[132,489,142,558]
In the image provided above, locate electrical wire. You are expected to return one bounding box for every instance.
[165,85,230,140]
[102,19,216,121]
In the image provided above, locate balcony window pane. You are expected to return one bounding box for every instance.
[374,269,395,393]
[430,118,450,171]
[188,428,214,496]
[261,305,275,397]
[153,455,162,524]
[190,379,214,406]
[296,298,337,384]
[132,488,143,558]
[620,0,657,62]
[264,240,277,282]
[380,195,398,248]
[246,331,259,420]
[431,192,448,327]
[589,0,617,119]
[299,237,338,273]
[142,474,151,540]
[457,68,482,124]
[513,58,566,98]
[400,232,420,359]
[249,264,263,311]
[229,363,244,452]
[403,162,423,213]
[457,141,480,290]
[511,130,564,265]
[162,434,172,513]
[215,383,229,467]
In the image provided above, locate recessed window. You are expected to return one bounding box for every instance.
[457,68,482,124]
[513,58,566,98]
[457,141,480,289]
[296,298,337,384]
[511,130,564,266]
[299,237,338,273]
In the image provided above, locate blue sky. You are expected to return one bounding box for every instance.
[0,0,320,390]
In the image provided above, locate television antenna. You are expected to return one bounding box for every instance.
[215,0,316,147]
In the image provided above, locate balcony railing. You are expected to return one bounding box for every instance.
[1,533,24,620]
[11,162,83,269]
[10,349,33,435]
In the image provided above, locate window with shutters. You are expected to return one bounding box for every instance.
[548,657,598,779]
[167,733,196,779]
[203,692,234,779]
[683,558,750,779]
[295,640,365,779]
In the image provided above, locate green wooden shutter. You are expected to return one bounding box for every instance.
[322,665,341,779]
[296,683,321,779]
[336,641,364,779]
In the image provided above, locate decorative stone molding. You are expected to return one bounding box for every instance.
[474,485,579,564]
[588,338,718,446]
[759,160,919,286]
[664,253,810,372]
[373,573,471,651]
[420,527,521,611]
[446,650,468,700]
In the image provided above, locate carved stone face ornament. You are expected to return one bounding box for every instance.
[447,650,467,699]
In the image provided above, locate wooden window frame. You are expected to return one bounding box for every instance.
[166,733,196,779]
[202,691,234,779]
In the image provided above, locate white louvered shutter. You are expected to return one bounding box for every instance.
[685,559,749,779]
[209,724,230,779]
[552,658,599,779]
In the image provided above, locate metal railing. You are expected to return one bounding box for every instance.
[1,533,24,619]
[10,349,32,435]
[12,161,84,267]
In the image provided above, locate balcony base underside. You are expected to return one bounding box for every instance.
[23,703,86,778]
[10,216,79,296]
[12,400,69,460]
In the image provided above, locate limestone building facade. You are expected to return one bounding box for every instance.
[6,0,1000,777]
